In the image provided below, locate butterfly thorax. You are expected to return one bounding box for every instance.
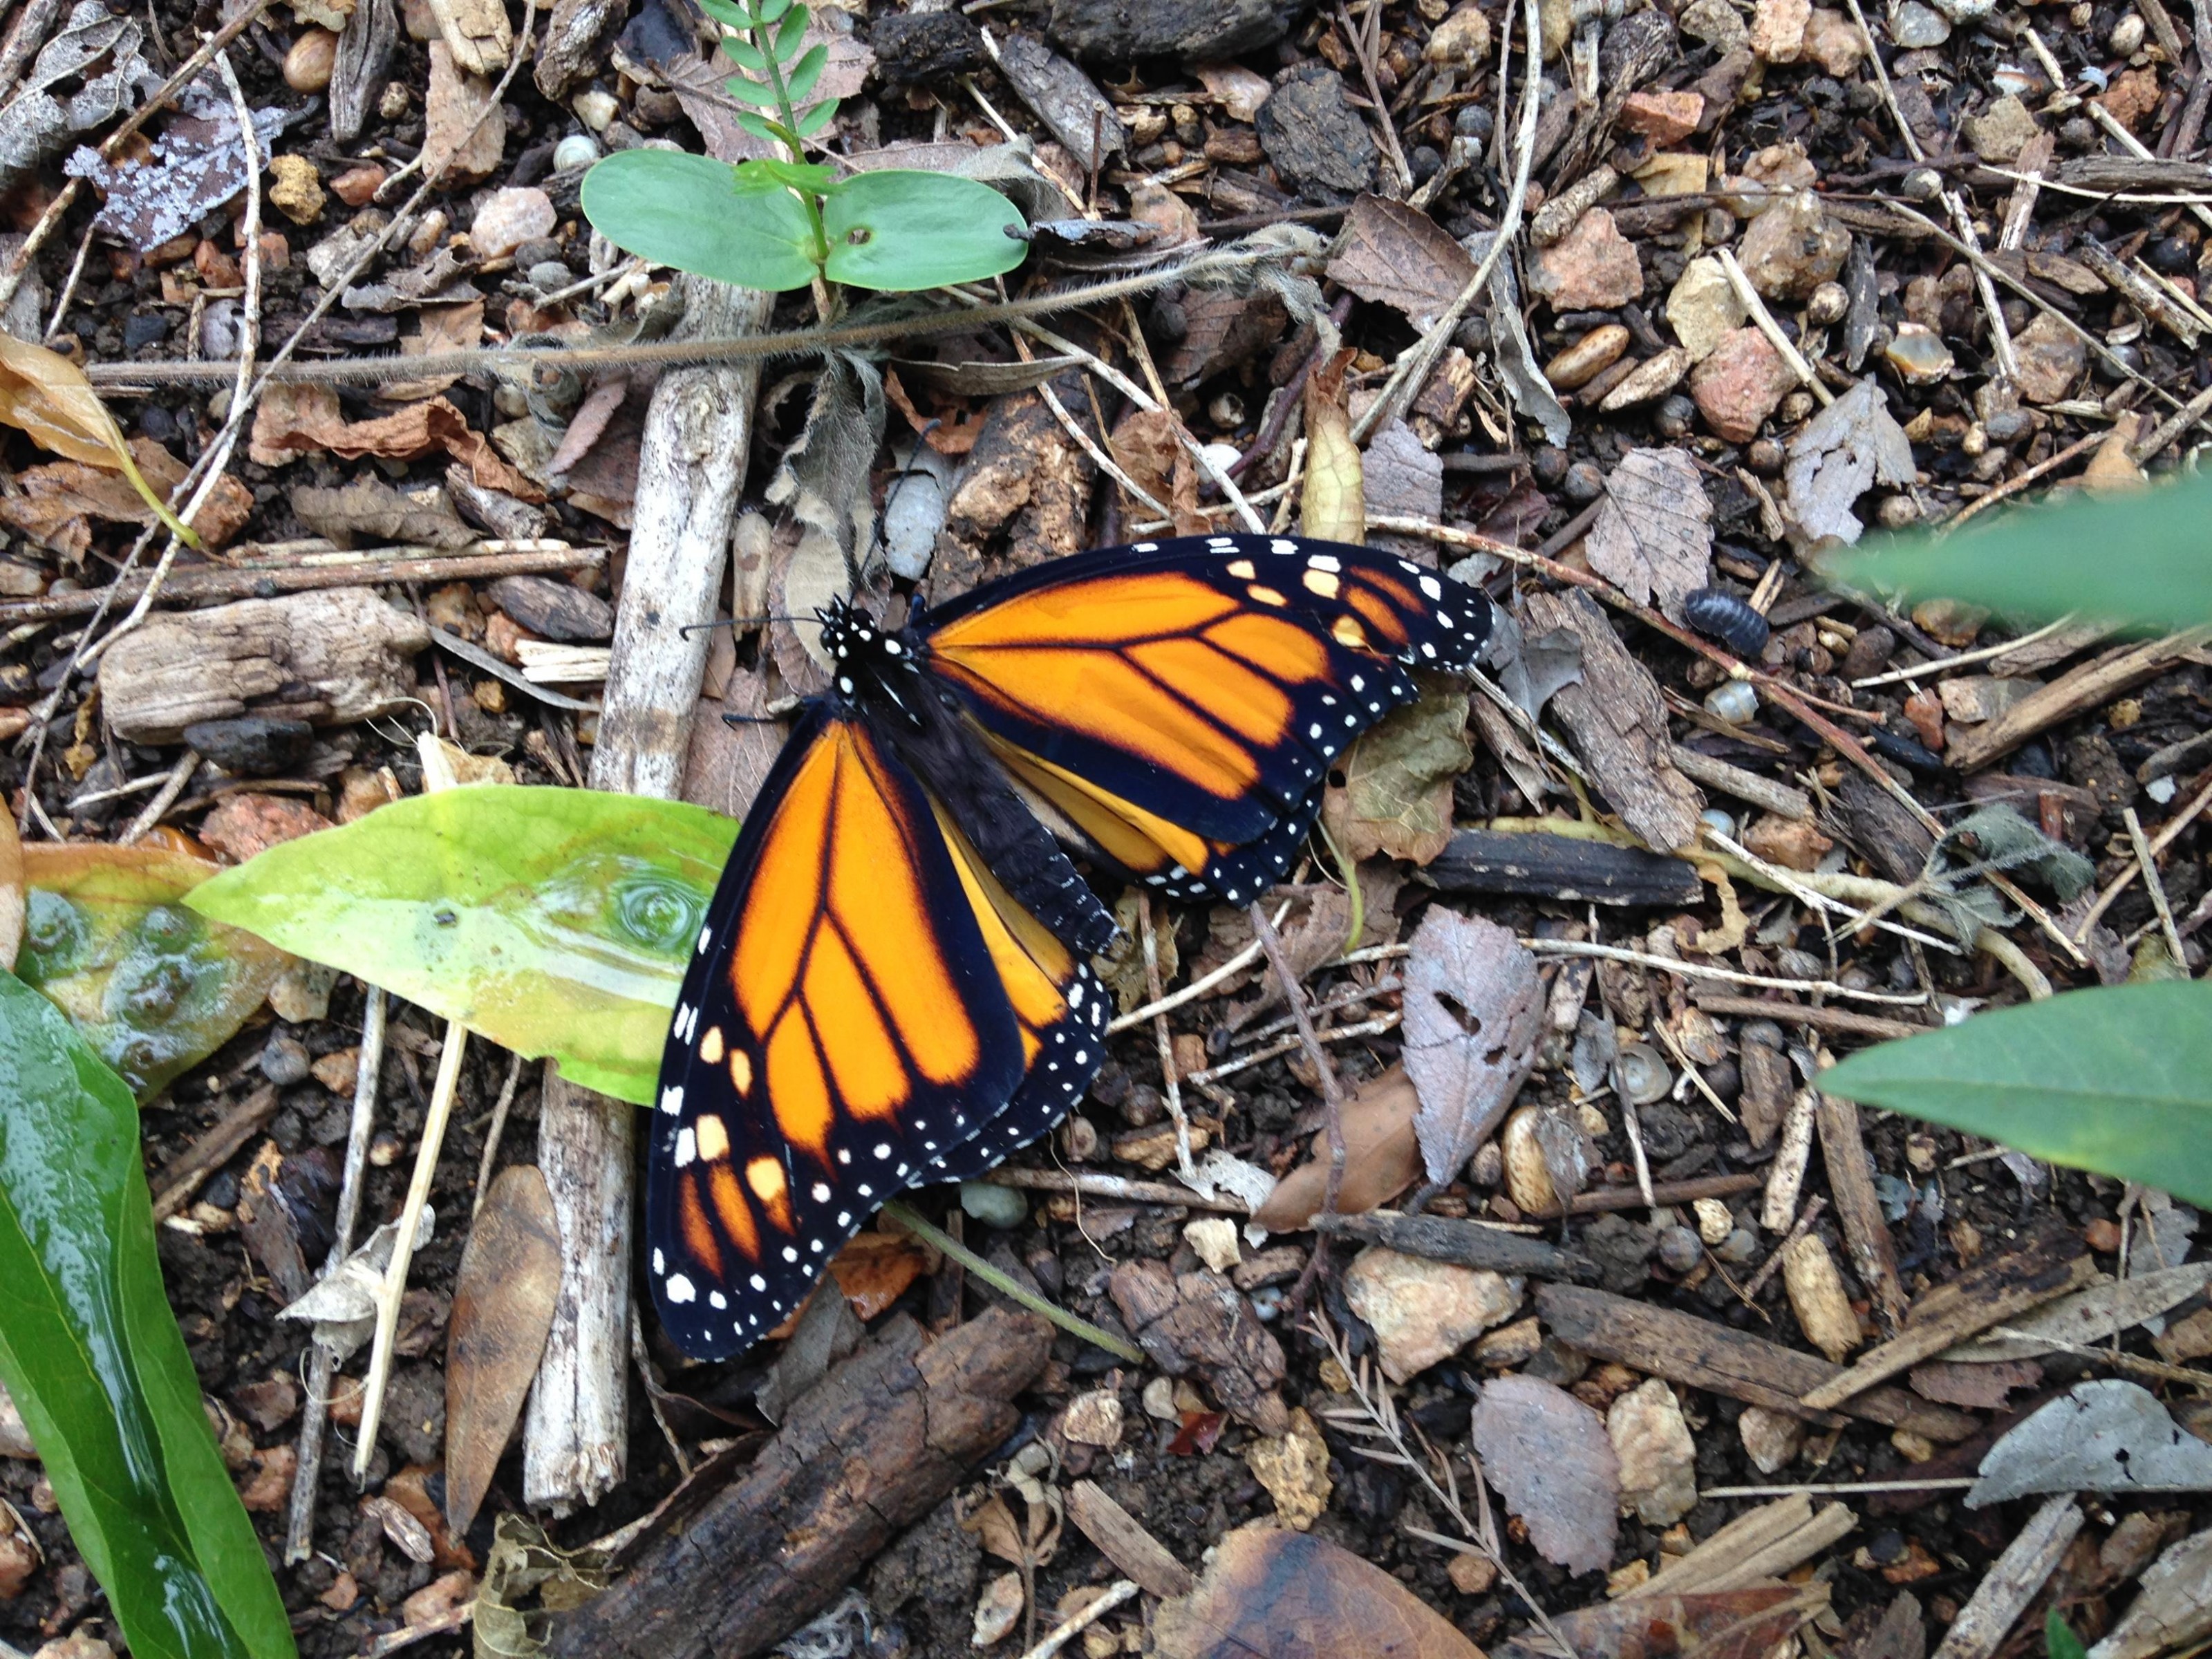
[816,598,928,727]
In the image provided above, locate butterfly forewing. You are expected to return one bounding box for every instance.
[647,707,1026,1358]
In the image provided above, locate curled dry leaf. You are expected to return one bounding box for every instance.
[0,330,198,546]
[1152,1524,1483,1659]
[1584,448,1713,624]
[1253,1065,1422,1230]
[1497,1586,1827,1659]
[1319,677,1473,865]
[248,384,543,500]
[1301,350,1363,545]
[444,1165,561,1539]
[1469,1374,1620,1577]
[0,437,252,558]
[1399,908,1542,1188]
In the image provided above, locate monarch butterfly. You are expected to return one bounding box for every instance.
[647,533,1495,1358]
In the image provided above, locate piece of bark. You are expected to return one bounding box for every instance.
[1671,744,1815,821]
[1839,1593,1928,1659]
[1927,1495,2081,1659]
[1817,1092,1909,1335]
[1824,769,1936,887]
[546,1309,1051,1658]
[524,274,775,1511]
[1535,1284,1981,1441]
[1530,1171,1764,1216]
[1425,827,1702,906]
[426,0,509,73]
[1109,1260,1288,1434]
[150,1085,280,1221]
[1737,1042,1792,1150]
[536,0,632,97]
[1311,1210,1601,1284]
[1945,630,2212,772]
[1067,1480,1194,1599]
[1521,590,1703,850]
[1799,1238,2095,1412]
[97,587,429,742]
[1632,1494,1855,1597]
[329,0,396,142]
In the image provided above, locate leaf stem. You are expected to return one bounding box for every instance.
[881,1199,1145,1364]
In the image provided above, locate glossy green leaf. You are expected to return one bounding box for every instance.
[15,845,291,1101]
[823,171,1027,291]
[185,787,735,1106]
[1829,468,2212,631]
[720,71,782,109]
[695,0,747,29]
[581,150,821,290]
[1821,983,2212,1209]
[0,970,295,1659]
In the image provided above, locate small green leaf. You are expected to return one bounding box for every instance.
[15,845,291,1100]
[0,969,296,1659]
[733,108,783,143]
[2045,1611,2088,1659]
[793,98,838,138]
[1829,469,2212,632]
[185,787,735,1105]
[581,149,821,290]
[738,156,838,194]
[772,3,809,57]
[695,0,747,29]
[822,171,1027,291]
[755,0,792,21]
[718,70,782,108]
[1821,983,2212,1210]
[782,41,828,104]
[719,33,767,72]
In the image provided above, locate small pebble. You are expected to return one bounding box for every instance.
[283,28,339,92]
[1901,166,1944,200]
[1876,494,1922,529]
[1716,1227,1761,1265]
[1747,437,1785,475]
[1654,1226,1703,1274]
[572,88,619,131]
[1806,281,1849,325]
[379,81,410,119]
[527,260,572,291]
[552,133,602,172]
[470,187,557,261]
[261,1033,312,1087]
[2109,12,2146,52]
[1653,393,1696,438]
[2146,235,2194,274]
[1562,460,1605,503]
[1692,1198,1735,1246]
[1698,807,1736,840]
[1532,444,1571,487]
[185,715,314,776]
[123,312,170,350]
[958,1181,1029,1229]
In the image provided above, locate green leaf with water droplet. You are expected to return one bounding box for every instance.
[0,968,296,1659]
[14,846,291,1101]
[185,788,737,1105]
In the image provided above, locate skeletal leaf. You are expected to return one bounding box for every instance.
[444,1165,560,1537]
[64,87,285,254]
[1967,1380,2212,1506]
[1470,1374,1620,1576]
[1300,352,1363,543]
[1400,909,1542,1187]
[0,331,198,547]
[1153,1524,1483,1659]
[1585,448,1712,623]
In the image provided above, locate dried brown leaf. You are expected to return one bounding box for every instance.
[249,384,543,500]
[444,1164,561,1537]
[1319,676,1471,864]
[1153,1524,1483,1659]
[289,476,476,549]
[1469,1375,1619,1576]
[1585,448,1713,623]
[0,436,250,557]
[1782,377,1913,547]
[1400,908,1541,1187]
[1253,1065,1422,1230]
[1326,195,1477,328]
[0,331,200,544]
[1500,1586,1827,1659]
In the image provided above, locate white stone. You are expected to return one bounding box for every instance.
[1185,1217,1242,1275]
[572,88,619,131]
[1608,1378,1699,1526]
[1342,1247,1524,1384]
[1739,1404,1806,1474]
[1694,1198,1736,1246]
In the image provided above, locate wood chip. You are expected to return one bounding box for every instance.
[1067,1479,1194,1599]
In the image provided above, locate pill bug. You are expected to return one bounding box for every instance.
[1682,587,1771,658]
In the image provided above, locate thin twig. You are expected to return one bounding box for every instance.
[1521,937,1933,1003]
[2123,806,2189,966]
[470,1049,526,1219]
[1107,897,1295,1033]
[117,748,200,845]
[883,1201,1145,1362]
[1715,247,1834,406]
[1013,1582,1139,1659]
[1850,614,2081,686]
[1742,1194,1826,1300]
[2074,768,2212,938]
[1136,895,1199,1186]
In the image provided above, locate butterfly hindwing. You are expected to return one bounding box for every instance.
[921,534,1491,902]
[646,706,1027,1358]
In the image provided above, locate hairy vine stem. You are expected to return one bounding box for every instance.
[84,247,1286,388]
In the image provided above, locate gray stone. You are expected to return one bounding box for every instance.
[1887,0,1951,46]
[185,715,315,776]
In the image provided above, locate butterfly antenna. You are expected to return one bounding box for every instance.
[678,612,803,639]
[854,418,941,588]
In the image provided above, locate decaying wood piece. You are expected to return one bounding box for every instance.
[1633,1494,1856,1597]
[1693,994,1932,1044]
[1425,827,1703,906]
[329,0,397,142]
[1944,629,2212,771]
[1068,1480,1196,1599]
[525,275,775,1512]
[1799,1237,2095,1412]
[1535,1284,1981,1441]
[545,1309,1051,1658]
[534,0,628,99]
[1311,1210,1602,1283]
[1927,1494,2080,1659]
[95,587,429,742]
[149,1085,280,1221]
[1817,1094,1910,1336]
[1520,590,1703,850]
[1670,744,1815,821]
